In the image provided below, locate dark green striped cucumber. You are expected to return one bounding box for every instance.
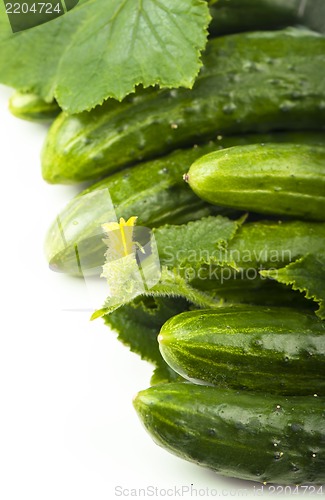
[186,143,325,221]
[209,0,303,36]
[209,0,325,37]
[44,143,230,276]
[41,28,325,183]
[9,91,60,122]
[158,306,325,396]
[134,382,325,484]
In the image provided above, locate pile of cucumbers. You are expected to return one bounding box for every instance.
[9,0,325,486]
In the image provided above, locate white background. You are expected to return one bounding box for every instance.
[0,85,318,500]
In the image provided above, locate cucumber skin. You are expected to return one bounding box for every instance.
[158,306,325,396]
[209,0,302,36]
[187,143,325,221]
[46,132,325,275]
[45,143,227,275]
[134,382,325,485]
[9,92,60,122]
[41,29,325,183]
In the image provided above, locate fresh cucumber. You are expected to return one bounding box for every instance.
[209,0,302,36]
[134,382,325,484]
[41,28,325,183]
[158,305,325,395]
[9,91,60,122]
[186,143,325,221]
[45,143,231,276]
[45,132,325,275]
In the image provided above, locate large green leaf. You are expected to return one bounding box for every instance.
[261,255,325,320]
[0,0,210,113]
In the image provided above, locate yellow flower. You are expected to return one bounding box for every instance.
[102,216,138,259]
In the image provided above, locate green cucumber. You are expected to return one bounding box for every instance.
[42,28,325,183]
[158,305,325,396]
[209,0,302,36]
[45,143,232,275]
[208,0,325,37]
[186,143,325,221]
[134,382,325,484]
[45,132,325,276]
[9,91,60,122]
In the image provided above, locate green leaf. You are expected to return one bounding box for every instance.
[104,295,189,367]
[91,216,240,319]
[92,267,223,318]
[154,215,242,271]
[261,255,325,320]
[0,0,210,113]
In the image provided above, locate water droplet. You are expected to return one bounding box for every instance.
[217,135,223,141]
[312,452,317,458]
[169,89,178,98]
[222,103,237,115]
[284,356,289,362]
[170,123,178,129]
[274,186,282,192]
[160,167,169,174]
[274,451,283,460]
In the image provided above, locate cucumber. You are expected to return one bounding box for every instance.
[209,0,302,36]
[46,133,325,275]
[45,143,230,275]
[41,28,325,183]
[134,382,325,484]
[9,91,60,122]
[209,0,325,37]
[158,306,325,396]
[186,143,325,221]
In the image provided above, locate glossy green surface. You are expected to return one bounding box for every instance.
[44,143,228,275]
[45,132,325,275]
[209,0,302,36]
[158,306,325,395]
[134,382,325,484]
[42,29,325,183]
[9,91,60,122]
[187,143,325,221]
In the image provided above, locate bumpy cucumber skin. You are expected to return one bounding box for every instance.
[42,29,325,183]
[9,92,60,122]
[187,143,325,221]
[158,306,325,395]
[134,382,325,485]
